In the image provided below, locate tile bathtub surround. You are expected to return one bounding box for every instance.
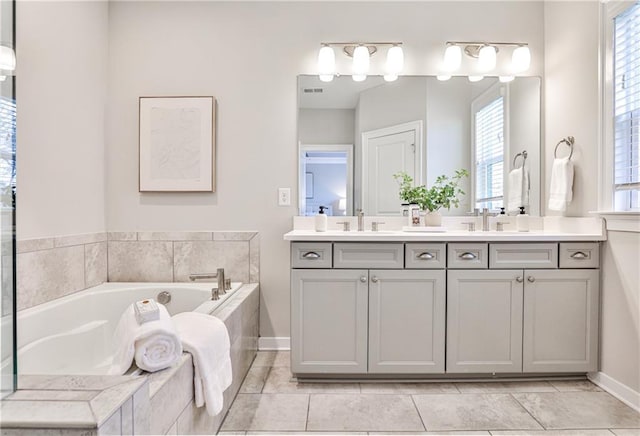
[221,351,640,434]
[15,230,259,311]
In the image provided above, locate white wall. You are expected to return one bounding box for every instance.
[107,1,544,339]
[16,1,108,239]
[298,109,354,145]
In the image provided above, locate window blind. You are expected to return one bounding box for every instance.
[474,96,504,210]
[0,96,16,192]
[614,3,640,210]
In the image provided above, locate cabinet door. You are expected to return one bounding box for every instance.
[291,269,368,373]
[523,269,599,372]
[447,270,523,373]
[369,270,446,373]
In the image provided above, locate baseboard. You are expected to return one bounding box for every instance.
[258,337,290,350]
[588,371,640,412]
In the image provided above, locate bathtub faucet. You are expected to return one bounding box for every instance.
[189,268,226,297]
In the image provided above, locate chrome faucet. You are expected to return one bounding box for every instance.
[481,208,497,232]
[189,268,227,297]
[357,209,364,231]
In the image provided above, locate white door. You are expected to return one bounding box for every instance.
[362,122,421,215]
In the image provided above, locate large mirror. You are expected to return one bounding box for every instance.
[297,75,541,216]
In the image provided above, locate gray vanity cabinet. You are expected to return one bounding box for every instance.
[446,270,524,373]
[368,270,446,373]
[290,269,368,374]
[522,269,599,372]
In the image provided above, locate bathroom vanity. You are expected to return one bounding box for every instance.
[285,219,604,379]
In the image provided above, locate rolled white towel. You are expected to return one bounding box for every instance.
[109,302,182,375]
[173,312,232,417]
[548,157,574,212]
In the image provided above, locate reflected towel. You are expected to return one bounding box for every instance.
[109,302,182,375]
[507,166,530,213]
[172,312,232,417]
[548,157,574,211]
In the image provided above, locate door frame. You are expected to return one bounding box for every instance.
[298,142,354,216]
[361,120,424,214]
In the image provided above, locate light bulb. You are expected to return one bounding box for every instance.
[477,45,497,72]
[352,74,367,82]
[443,45,462,72]
[317,45,335,81]
[0,46,16,71]
[386,45,404,75]
[468,75,484,82]
[499,75,515,83]
[383,74,398,82]
[353,45,370,76]
[436,74,451,81]
[512,46,531,73]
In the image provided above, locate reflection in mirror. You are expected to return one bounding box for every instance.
[297,75,541,216]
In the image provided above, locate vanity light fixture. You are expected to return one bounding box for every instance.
[317,42,403,82]
[499,75,515,83]
[468,75,484,82]
[443,41,530,77]
[436,74,452,81]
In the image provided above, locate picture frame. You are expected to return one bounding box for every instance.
[305,172,314,199]
[139,96,215,192]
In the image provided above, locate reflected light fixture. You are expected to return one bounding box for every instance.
[0,45,16,72]
[436,74,452,81]
[317,45,336,82]
[499,75,515,83]
[317,42,403,82]
[468,75,484,82]
[511,45,531,73]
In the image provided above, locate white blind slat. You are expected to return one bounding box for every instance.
[474,95,504,209]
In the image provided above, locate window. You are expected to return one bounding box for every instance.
[473,92,505,210]
[612,3,639,210]
[0,96,16,196]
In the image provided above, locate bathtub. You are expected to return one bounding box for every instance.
[15,282,243,375]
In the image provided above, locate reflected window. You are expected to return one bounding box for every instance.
[473,89,504,210]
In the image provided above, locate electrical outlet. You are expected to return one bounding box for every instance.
[278,188,291,206]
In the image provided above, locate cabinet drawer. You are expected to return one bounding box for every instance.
[559,243,600,269]
[291,242,332,268]
[405,243,446,269]
[334,243,404,269]
[490,243,558,269]
[448,243,488,269]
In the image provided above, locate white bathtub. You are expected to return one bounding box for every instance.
[15,282,243,375]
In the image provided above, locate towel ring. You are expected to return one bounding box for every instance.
[554,136,575,160]
[513,150,528,169]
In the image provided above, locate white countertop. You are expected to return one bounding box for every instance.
[285,216,607,242]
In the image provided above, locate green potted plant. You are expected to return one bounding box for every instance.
[393,169,469,226]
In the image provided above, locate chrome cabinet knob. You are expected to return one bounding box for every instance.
[516,276,524,283]
[371,276,379,283]
[527,276,535,283]
[359,276,367,283]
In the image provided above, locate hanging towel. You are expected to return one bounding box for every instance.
[109,302,182,375]
[548,157,574,211]
[172,312,232,417]
[507,166,530,213]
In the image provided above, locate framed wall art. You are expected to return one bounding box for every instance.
[139,96,215,192]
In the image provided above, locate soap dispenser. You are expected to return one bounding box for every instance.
[516,206,529,232]
[315,206,328,232]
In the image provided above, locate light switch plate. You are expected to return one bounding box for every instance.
[278,188,291,206]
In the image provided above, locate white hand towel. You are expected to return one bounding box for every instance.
[507,166,530,213]
[548,157,574,211]
[109,303,182,375]
[172,312,232,417]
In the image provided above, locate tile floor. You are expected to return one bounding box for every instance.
[219,351,640,435]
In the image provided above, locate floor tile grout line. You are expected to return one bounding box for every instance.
[304,392,311,431]
[409,394,428,432]
[508,392,547,431]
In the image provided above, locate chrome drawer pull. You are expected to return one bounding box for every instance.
[570,251,588,259]
[371,276,379,283]
[302,251,320,259]
[417,252,434,260]
[459,252,477,260]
